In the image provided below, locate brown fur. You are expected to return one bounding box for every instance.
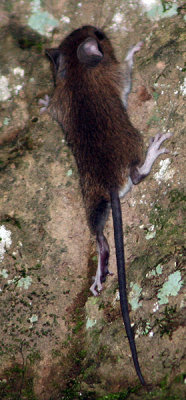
[47,26,144,233]
[44,27,172,385]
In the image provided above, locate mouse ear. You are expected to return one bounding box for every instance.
[77,37,103,66]
[45,48,61,69]
[45,48,65,79]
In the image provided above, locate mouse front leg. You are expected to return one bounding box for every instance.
[122,41,143,108]
[38,94,50,113]
[131,131,173,184]
[90,234,112,296]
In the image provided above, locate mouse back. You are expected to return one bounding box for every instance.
[46,26,144,198]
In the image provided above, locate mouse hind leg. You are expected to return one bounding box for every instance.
[89,198,112,296]
[90,233,111,296]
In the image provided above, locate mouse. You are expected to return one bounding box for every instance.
[39,25,172,386]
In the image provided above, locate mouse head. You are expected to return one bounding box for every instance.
[45,26,117,83]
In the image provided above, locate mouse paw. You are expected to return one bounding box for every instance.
[132,41,144,54]
[125,41,143,62]
[147,131,173,159]
[133,131,173,181]
[39,94,50,113]
[90,282,102,296]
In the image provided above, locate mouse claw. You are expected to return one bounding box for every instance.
[158,147,169,155]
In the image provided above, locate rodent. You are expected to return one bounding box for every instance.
[40,25,172,385]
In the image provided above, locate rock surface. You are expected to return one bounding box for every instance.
[0,1,185,399]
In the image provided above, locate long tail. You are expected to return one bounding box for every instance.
[110,189,146,386]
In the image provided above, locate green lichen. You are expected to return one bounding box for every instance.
[156,264,163,275]
[129,283,142,310]
[28,11,59,36]
[145,230,156,240]
[146,2,177,20]
[0,269,8,278]
[17,276,32,290]
[66,168,73,177]
[28,0,59,37]
[0,76,11,101]
[158,271,183,305]
[147,264,163,277]
[29,315,38,324]
[86,318,97,329]
[3,117,11,126]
